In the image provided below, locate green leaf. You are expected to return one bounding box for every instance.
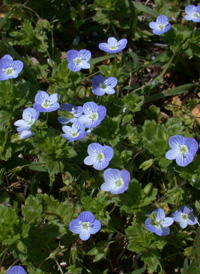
[132,1,159,17]
[131,266,146,274]
[129,52,140,73]
[186,227,200,274]
[90,55,115,65]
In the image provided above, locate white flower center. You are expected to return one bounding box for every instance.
[3,67,14,75]
[79,221,90,230]
[90,112,98,121]
[181,213,188,220]
[70,130,79,137]
[159,24,165,30]
[178,145,188,156]
[73,57,82,65]
[193,12,200,18]
[97,152,105,162]
[110,45,118,50]
[115,177,124,188]
[42,100,52,108]
[99,83,107,89]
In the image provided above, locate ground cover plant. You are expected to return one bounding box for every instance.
[1,0,200,273]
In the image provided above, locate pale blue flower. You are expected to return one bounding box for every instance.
[0,54,23,80]
[33,91,60,112]
[92,76,117,96]
[145,208,174,236]
[14,108,39,132]
[184,5,200,22]
[66,49,91,72]
[100,168,130,194]
[149,15,171,35]
[99,37,128,54]
[78,102,107,128]
[62,121,86,142]
[7,266,27,274]
[165,135,198,167]
[84,143,114,170]
[172,206,198,229]
[69,211,101,241]
[58,103,83,124]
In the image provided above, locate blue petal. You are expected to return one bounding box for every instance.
[117,39,128,52]
[66,50,79,63]
[7,266,27,274]
[90,220,101,234]
[145,218,157,233]
[34,91,49,104]
[156,15,169,24]
[176,154,194,167]
[156,226,170,236]
[79,49,91,61]
[12,60,24,74]
[68,62,81,72]
[155,208,165,222]
[185,5,196,15]
[78,211,95,222]
[84,155,96,166]
[102,146,114,161]
[106,77,118,88]
[107,37,118,46]
[92,75,106,88]
[93,160,109,170]
[104,168,120,183]
[165,149,179,160]
[185,138,198,155]
[161,217,174,227]
[120,170,131,186]
[88,143,102,155]
[79,229,91,241]
[98,43,112,53]
[69,219,81,234]
[168,135,185,148]
[100,182,115,192]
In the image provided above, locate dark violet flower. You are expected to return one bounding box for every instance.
[99,37,128,54]
[0,54,23,80]
[172,206,198,229]
[58,103,83,124]
[165,135,198,167]
[69,211,101,241]
[184,5,200,22]
[14,108,39,132]
[78,102,107,128]
[149,15,171,35]
[84,143,114,170]
[66,49,91,72]
[100,168,130,194]
[145,208,174,236]
[33,91,60,112]
[62,121,86,142]
[7,265,27,274]
[18,129,34,139]
[92,75,117,96]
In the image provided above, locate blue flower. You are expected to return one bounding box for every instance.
[66,49,91,72]
[84,143,114,170]
[99,37,128,54]
[145,208,174,236]
[172,206,198,229]
[7,266,27,274]
[58,103,83,124]
[184,5,200,22]
[62,121,86,142]
[69,211,101,241]
[165,135,198,167]
[33,91,60,112]
[100,168,130,194]
[0,54,23,80]
[18,129,34,139]
[14,108,39,132]
[92,76,117,96]
[149,15,171,35]
[78,102,107,128]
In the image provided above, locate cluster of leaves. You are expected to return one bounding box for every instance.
[1,0,200,274]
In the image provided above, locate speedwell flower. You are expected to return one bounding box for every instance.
[100,168,130,194]
[14,108,39,132]
[0,54,23,81]
[92,75,117,96]
[98,37,128,54]
[62,121,86,142]
[84,143,114,170]
[145,208,174,236]
[149,15,171,35]
[165,135,198,167]
[184,5,200,22]
[33,91,60,112]
[172,205,198,229]
[78,102,107,128]
[7,266,27,274]
[69,211,101,241]
[66,49,91,72]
